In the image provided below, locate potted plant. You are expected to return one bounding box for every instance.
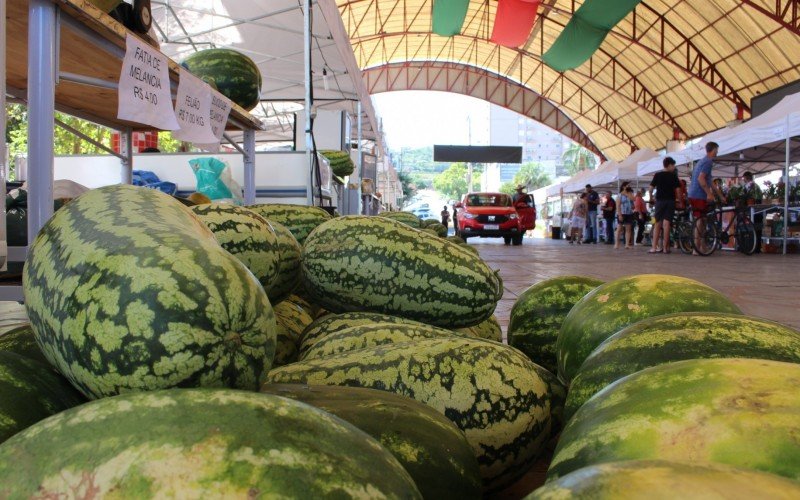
[763,181,778,204]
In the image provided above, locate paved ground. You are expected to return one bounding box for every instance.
[473,237,800,334]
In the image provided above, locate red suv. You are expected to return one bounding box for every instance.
[456,192,535,246]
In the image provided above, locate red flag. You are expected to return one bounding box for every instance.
[491,0,541,48]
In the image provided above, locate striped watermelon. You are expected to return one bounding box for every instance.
[300,322,464,361]
[299,312,424,356]
[302,216,503,328]
[380,211,422,228]
[564,312,800,421]
[557,274,741,383]
[0,324,48,365]
[508,276,603,374]
[0,389,421,498]
[548,358,800,481]
[529,460,800,499]
[268,337,554,490]
[181,49,262,111]
[190,203,280,289]
[0,352,86,443]
[262,384,482,499]
[248,204,332,245]
[273,300,314,367]
[425,221,449,238]
[455,315,503,342]
[264,220,302,304]
[23,185,277,398]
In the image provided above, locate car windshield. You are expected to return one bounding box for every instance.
[465,194,512,207]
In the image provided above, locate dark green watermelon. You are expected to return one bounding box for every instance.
[181,48,262,111]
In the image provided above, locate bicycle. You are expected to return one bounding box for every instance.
[671,209,694,255]
[692,203,757,256]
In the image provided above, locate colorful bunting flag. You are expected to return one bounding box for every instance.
[432,0,471,37]
[491,0,541,48]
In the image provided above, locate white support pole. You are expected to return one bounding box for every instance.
[119,128,133,184]
[356,101,363,215]
[784,115,790,255]
[27,0,58,241]
[1,0,7,269]
[243,129,256,205]
[303,0,314,206]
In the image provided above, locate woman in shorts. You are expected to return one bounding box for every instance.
[615,182,636,249]
[569,193,588,244]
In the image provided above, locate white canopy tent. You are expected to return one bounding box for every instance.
[587,149,658,188]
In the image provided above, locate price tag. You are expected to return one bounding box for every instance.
[172,69,218,144]
[117,34,179,130]
[197,91,233,152]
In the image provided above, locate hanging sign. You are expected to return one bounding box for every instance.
[172,69,218,144]
[117,34,179,130]
[197,91,233,152]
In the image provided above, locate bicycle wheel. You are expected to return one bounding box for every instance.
[675,221,694,255]
[692,215,718,256]
[735,218,757,255]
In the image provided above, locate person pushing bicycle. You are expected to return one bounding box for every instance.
[688,142,725,255]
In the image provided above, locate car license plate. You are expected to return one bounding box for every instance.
[484,224,499,230]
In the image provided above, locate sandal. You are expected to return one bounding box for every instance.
[648,249,661,254]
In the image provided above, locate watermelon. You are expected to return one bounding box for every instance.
[23,185,277,398]
[379,211,422,228]
[300,322,464,361]
[529,460,800,499]
[298,312,423,356]
[302,216,503,328]
[0,352,86,443]
[264,220,302,304]
[262,384,481,499]
[0,389,421,498]
[455,315,503,342]
[190,203,280,289]
[248,204,332,245]
[425,221,449,238]
[557,274,741,383]
[0,324,48,365]
[272,300,314,367]
[320,150,356,177]
[564,313,800,421]
[181,48,262,111]
[508,276,603,374]
[268,337,554,490]
[548,358,800,481]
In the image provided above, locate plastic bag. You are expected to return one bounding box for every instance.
[189,157,242,205]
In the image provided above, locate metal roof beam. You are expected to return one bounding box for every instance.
[740,0,800,37]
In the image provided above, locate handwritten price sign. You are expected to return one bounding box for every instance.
[172,69,217,144]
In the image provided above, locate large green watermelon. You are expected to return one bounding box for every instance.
[181,48,262,111]
[301,216,503,328]
[379,211,422,228]
[0,324,48,365]
[0,352,86,443]
[0,389,421,498]
[300,322,464,361]
[455,315,503,342]
[508,276,603,373]
[298,312,426,356]
[556,274,741,383]
[262,384,481,499]
[564,313,800,421]
[190,203,280,289]
[248,204,332,245]
[272,299,314,367]
[548,358,800,481]
[263,220,302,304]
[529,460,800,499]
[268,337,553,490]
[23,185,277,398]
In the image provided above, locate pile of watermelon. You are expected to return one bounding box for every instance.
[2,184,799,497]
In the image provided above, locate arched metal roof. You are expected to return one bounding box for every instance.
[336,0,800,161]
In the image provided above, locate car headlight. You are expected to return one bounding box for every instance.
[463,213,476,219]
[509,213,518,219]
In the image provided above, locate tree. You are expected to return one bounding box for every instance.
[499,182,517,195]
[562,143,598,176]
[514,162,552,191]
[398,171,416,201]
[433,162,481,201]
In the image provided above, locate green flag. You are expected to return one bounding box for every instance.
[432,0,470,36]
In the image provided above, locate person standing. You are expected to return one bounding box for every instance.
[615,182,636,249]
[601,191,616,244]
[634,188,648,245]
[513,185,528,203]
[451,204,459,233]
[648,157,681,254]
[441,206,451,227]
[583,184,600,243]
[568,193,588,244]
[688,142,724,255]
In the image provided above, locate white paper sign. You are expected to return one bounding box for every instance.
[172,69,218,143]
[197,91,233,152]
[117,34,179,130]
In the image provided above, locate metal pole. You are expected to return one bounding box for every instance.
[357,101,363,215]
[27,0,58,241]
[1,0,7,268]
[784,115,790,255]
[243,129,256,205]
[303,0,314,206]
[119,128,133,184]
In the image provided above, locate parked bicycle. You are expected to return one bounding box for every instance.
[692,203,757,256]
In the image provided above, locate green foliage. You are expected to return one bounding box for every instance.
[433,163,481,201]
[393,146,446,174]
[562,143,598,176]
[499,182,517,195]
[514,162,552,191]
[398,171,416,201]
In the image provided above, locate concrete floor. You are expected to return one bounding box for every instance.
[474,237,800,333]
